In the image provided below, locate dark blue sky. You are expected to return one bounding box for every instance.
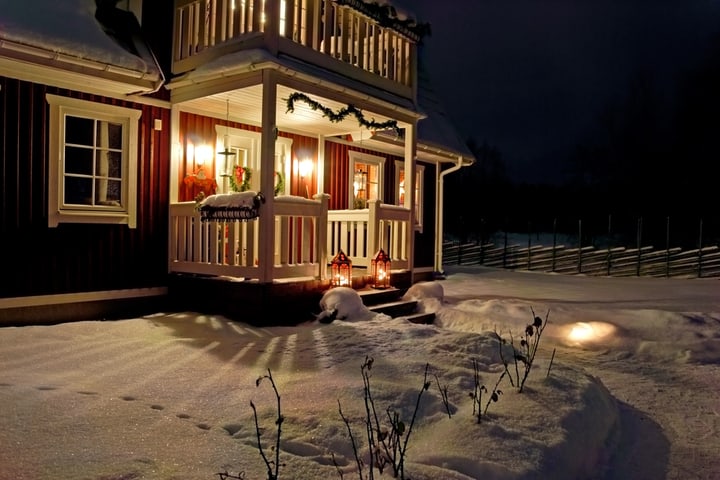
[395,0,720,183]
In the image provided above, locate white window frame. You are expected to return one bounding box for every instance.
[395,161,424,233]
[349,151,385,209]
[47,94,141,228]
[214,126,292,195]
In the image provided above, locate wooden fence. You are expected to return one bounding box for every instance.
[443,242,720,278]
[443,216,720,278]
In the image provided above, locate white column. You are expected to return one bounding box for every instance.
[258,70,278,283]
[404,122,417,280]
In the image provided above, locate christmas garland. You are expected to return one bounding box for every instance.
[336,0,431,42]
[223,166,286,196]
[274,170,285,196]
[285,92,402,137]
[223,165,253,192]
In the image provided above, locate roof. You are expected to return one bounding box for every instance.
[0,0,162,93]
[371,62,476,165]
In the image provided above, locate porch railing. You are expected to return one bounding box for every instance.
[173,0,414,88]
[327,200,410,270]
[169,194,329,281]
[169,197,411,282]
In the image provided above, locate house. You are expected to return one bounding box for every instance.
[0,0,474,325]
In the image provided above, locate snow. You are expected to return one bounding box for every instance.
[0,0,156,74]
[1,266,719,479]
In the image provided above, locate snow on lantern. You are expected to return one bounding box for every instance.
[331,249,352,287]
[370,249,391,289]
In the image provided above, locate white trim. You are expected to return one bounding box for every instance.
[395,160,424,233]
[47,94,141,228]
[212,126,293,195]
[0,50,161,97]
[0,287,167,310]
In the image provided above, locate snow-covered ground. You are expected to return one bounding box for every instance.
[1,266,718,479]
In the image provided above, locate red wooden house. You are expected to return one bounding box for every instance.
[0,0,474,324]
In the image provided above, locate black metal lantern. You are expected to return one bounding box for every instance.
[370,249,391,289]
[331,249,352,287]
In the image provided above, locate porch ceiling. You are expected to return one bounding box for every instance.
[178,84,399,140]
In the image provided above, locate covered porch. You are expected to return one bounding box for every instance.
[168,72,419,288]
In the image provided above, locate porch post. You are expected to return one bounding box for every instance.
[404,121,417,280]
[258,70,278,283]
[316,193,330,280]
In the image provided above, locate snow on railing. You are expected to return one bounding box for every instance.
[168,194,329,281]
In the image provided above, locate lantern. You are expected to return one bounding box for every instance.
[331,249,352,287]
[370,249,391,289]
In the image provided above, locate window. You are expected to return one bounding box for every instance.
[47,95,141,228]
[349,151,384,209]
[395,161,424,232]
[214,125,292,195]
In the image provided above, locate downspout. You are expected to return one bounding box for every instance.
[435,156,464,275]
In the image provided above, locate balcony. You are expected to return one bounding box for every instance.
[173,0,418,96]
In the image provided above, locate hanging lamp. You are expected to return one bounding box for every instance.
[217,98,236,174]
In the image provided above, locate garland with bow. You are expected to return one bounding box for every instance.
[223,165,253,192]
[285,92,402,137]
[223,166,286,196]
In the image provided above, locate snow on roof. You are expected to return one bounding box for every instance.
[0,0,157,75]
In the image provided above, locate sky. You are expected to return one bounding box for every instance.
[394,0,720,183]
[1,266,719,479]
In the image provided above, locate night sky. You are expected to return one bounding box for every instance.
[394,0,720,184]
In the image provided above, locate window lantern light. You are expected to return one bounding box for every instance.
[331,249,352,287]
[370,249,391,289]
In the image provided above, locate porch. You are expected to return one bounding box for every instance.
[168,194,412,290]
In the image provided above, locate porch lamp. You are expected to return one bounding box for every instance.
[330,249,352,287]
[217,98,236,175]
[370,249,391,289]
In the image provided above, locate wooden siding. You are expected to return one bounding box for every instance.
[0,76,171,299]
[414,160,436,268]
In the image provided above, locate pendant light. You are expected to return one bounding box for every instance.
[218,98,236,175]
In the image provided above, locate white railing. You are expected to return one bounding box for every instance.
[169,194,329,281]
[327,200,410,270]
[173,0,414,87]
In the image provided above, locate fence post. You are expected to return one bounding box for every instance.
[577,219,583,274]
[698,218,704,278]
[606,214,612,276]
[480,218,485,265]
[636,217,643,276]
[665,216,671,278]
[527,221,532,270]
[552,217,557,272]
[503,228,508,269]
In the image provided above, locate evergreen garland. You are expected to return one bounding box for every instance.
[285,92,402,137]
[337,0,432,42]
[224,165,252,192]
[274,170,285,196]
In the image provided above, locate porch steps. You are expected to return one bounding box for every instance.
[358,288,435,325]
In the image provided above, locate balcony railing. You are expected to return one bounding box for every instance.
[169,196,410,282]
[174,0,415,89]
